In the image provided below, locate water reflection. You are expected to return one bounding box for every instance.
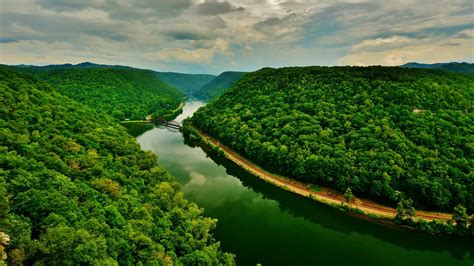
[136,101,473,266]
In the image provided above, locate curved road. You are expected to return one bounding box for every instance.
[192,125,453,222]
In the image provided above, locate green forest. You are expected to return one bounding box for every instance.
[156,72,216,96]
[0,67,234,264]
[191,66,474,213]
[197,72,246,100]
[16,66,184,120]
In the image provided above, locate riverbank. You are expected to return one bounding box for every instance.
[120,102,184,137]
[188,124,453,223]
[137,102,473,265]
[163,101,185,120]
[121,101,185,124]
[144,101,185,121]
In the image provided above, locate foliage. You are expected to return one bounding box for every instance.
[197,71,247,99]
[14,65,185,120]
[452,204,470,236]
[0,67,234,264]
[119,122,154,138]
[192,66,474,213]
[343,188,354,204]
[396,198,416,221]
[156,72,216,95]
[453,204,469,227]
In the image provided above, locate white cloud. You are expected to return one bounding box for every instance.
[0,0,472,72]
[156,48,215,64]
[352,36,414,51]
[154,38,231,64]
[339,33,474,66]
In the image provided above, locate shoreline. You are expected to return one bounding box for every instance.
[189,124,453,223]
[123,101,185,123]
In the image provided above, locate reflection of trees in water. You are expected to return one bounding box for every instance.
[166,125,180,133]
[121,122,153,137]
[182,133,473,262]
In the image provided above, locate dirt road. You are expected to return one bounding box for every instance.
[191,125,453,222]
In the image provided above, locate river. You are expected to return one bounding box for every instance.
[136,101,473,266]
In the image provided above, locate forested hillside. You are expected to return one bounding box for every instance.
[197,71,246,99]
[37,68,184,120]
[0,68,234,264]
[156,72,216,95]
[192,66,474,213]
[401,62,474,75]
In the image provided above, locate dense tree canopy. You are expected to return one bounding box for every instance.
[156,72,216,96]
[14,65,185,120]
[192,66,474,213]
[0,67,234,264]
[197,71,246,100]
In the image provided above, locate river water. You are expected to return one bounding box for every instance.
[136,101,473,266]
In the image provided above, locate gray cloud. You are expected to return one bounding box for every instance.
[1,12,130,42]
[254,17,283,28]
[0,0,472,73]
[107,0,193,20]
[193,1,243,16]
[454,33,473,39]
[36,0,92,11]
[300,1,473,48]
[36,0,193,20]
[441,42,462,47]
[166,30,210,41]
[0,38,17,43]
[162,16,227,41]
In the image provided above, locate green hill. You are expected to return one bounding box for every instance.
[191,66,474,213]
[0,67,234,265]
[15,65,185,120]
[197,71,246,99]
[156,72,216,95]
[401,62,474,74]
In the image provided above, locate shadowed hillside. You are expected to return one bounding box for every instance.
[197,71,246,100]
[156,72,216,96]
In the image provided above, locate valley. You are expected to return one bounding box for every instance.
[136,101,473,266]
[2,1,473,264]
[1,62,473,265]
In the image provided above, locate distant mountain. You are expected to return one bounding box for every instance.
[16,62,133,72]
[401,62,474,74]
[155,72,216,95]
[197,71,247,100]
[17,63,218,96]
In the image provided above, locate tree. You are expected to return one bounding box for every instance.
[452,204,469,236]
[469,216,474,237]
[0,184,9,221]
[343,187,354,206]
[452,204,468,227]
[0,67,234,265]
[191,65,474,213]
[396,198,416,220]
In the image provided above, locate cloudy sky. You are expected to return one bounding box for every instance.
[1,0,473,74]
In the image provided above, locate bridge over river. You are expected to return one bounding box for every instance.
[153,117,182,131]
[136,100,474,266]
